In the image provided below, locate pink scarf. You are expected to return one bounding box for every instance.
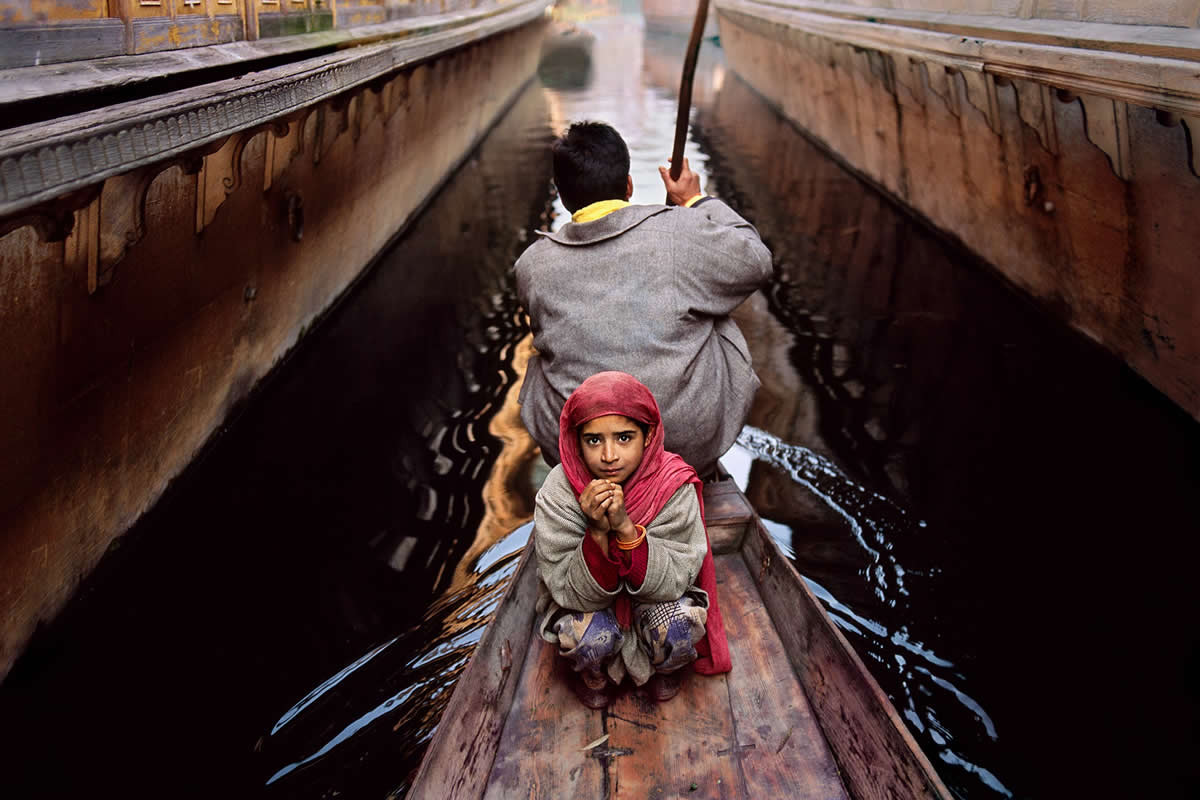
[558,372,731,675]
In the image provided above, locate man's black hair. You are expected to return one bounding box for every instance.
[552,121,630,213]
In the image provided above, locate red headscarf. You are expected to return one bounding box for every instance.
[558,372,731,675]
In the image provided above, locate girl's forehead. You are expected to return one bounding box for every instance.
[579,414,639,434]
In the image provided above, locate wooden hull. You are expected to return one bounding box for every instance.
[408,478,950,799]
[713,0,1200,421]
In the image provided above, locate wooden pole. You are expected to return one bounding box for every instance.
[666,0,711,203]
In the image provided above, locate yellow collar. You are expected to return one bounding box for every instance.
[571,199,630,223]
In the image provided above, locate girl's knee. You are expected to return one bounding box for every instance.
[634,598,707,673]
[554,609,623,672]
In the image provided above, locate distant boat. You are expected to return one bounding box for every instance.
[407,475,952,799]
[538,21,596,89]
[643,0,720,40]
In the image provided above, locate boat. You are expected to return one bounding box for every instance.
[407,475,952,798]
[538,21,596,90]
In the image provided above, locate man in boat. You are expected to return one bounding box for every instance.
[515,121,773,477]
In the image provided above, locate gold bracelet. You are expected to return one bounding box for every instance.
[615,524,646,551]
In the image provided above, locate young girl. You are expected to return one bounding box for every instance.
[533,371,731,708]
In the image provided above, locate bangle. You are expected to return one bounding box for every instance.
[615,524,646,551]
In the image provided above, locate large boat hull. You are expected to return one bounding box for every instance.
[0,1,550,682]
[715,0,1200,421]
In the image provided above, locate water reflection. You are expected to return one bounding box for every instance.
[255,83,552,797]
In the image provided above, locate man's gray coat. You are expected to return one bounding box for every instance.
[515,198,773,473]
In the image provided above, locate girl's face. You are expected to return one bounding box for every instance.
[578,414,648,484]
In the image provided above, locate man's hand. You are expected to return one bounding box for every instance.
[659,157,702,207]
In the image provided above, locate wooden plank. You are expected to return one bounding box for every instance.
[483,637,606,799]
[703,478,753,555]
[718,553,848,800]
[130,16,244,56]
[606,666,744,798]
[407,547,542,800]
[0,20,125,69]
[740,520,953,800]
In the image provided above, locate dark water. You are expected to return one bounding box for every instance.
[3,9,1199,800]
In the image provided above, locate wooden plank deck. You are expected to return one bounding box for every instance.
[409,477,951,800]
[481,550,849,799]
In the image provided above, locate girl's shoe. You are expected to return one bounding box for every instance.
[574,672,612,709]
[649,671,682,702]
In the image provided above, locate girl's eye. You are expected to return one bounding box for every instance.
[584,436,600,446]
[618,434,632,442]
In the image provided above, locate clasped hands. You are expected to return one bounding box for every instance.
[580,479,639,550]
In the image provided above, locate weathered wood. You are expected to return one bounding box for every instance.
[1078,93,1132,180]
[740,519,953,800]
[0,0,543,107]
[482,637,606,799]
[716,0,1200,424]
[1013,76,1058,152]
[703,478,753,555]
[407,546,543,800]
[1185,116,1200,178]
[606,668,743,798]
[257,9,336,39]
[719,553,848,800]
[0,0,550,219]
[716,0,1200,118]
[129,15,244,56]
[737,0,1200,59]
[0,20,125,69]
[415,470,953,798]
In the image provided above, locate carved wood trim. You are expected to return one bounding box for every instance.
[0,0,548,221]
[66,196,101,293]
[1078,94,1132,181]
[1183,117,1200,179]
[960,69,999,133]
[263,115,303,191]
[1014,77,1058,154]
[0,185,102,243]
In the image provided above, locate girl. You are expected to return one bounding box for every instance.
[533,371,731,708]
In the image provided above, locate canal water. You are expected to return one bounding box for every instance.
[3,8,1198,800]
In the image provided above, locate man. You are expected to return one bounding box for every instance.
[515,121,773,477]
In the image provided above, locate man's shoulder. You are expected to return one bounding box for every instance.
[514,236,557,273]
[535,465,575,507]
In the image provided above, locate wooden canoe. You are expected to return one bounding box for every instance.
[407,476,953,799]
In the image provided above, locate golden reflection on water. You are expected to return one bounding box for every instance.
[446,333,539,595]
